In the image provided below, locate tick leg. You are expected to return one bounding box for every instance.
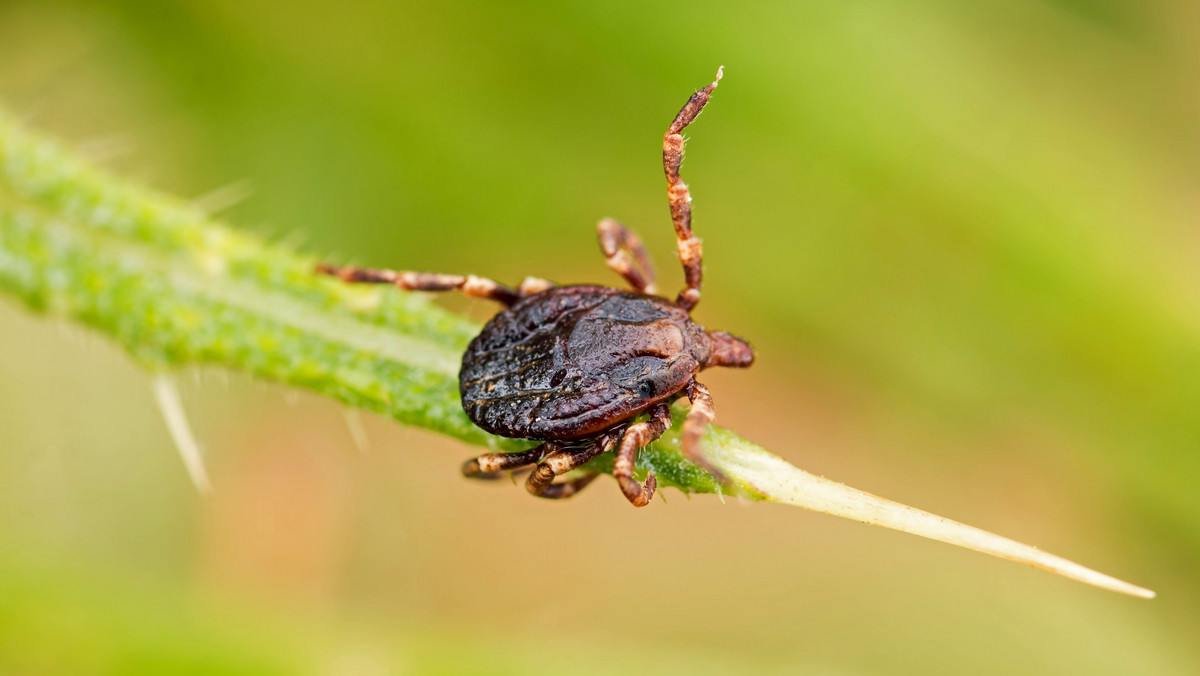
[663,67,722,312]
[317,264,520,306]
[518,276,555,297]
[597,218,657,294]
[537,472,601,499]
[526,429,622,500]
[613,402,672,507]
[461,445,547,480]
[681,379,727,485]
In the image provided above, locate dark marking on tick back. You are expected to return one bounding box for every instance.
[319,67,753,507]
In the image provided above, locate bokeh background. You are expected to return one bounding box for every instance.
[1,1,1198,673]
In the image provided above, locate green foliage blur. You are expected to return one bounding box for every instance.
[1,0,1197,673]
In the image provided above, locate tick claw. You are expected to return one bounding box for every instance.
[461,458,484,477]
[637,473,658,507]
[618,473,658,508]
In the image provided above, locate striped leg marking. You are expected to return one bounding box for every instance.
[680,379,725,485]
[462,445,549,480]
[597,218,657,294]
[613,402,672,507]
[663,67,722,312]
[526,428,623,501]
[317,264,521,306]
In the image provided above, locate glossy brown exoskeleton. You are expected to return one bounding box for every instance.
[319,67,753,506]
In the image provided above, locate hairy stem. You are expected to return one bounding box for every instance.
[0,112,1153,598]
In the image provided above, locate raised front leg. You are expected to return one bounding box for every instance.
[663,67,722,312]
[317,263,521,306]
[597,218,657,294]
[613,402,672,507]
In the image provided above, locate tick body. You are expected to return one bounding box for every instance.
[319,67,753,506]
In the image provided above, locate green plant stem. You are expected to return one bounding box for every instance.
[0,111,1154,598]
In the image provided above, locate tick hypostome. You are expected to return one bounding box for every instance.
[319,67,753,507]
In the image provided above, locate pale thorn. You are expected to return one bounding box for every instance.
[342,409,371,454]
[151,374,212,495]
[277,228,312,251]
[712,65,724,88]
[708,441,1155,599]
[192,178,255,215]
[76,132,135,164]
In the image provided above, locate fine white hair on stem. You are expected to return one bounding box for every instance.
[77,132,136,165]
[708,436,1155,599]
[343,409,371,454]
[151,374,212,494]
[192,178,254,215]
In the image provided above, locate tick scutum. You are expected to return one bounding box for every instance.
[460,286,706,441]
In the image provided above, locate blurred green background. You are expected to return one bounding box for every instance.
[1,0,1198,673]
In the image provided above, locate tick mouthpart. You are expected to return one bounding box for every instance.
[705,330,755,369]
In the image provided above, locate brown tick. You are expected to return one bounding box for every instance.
[319,67,753,506]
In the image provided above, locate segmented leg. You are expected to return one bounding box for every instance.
[597,218,657,294]
[518,276,555,297]
[461,445,548,480]
[663,66,722,312]
[681,379,725,484]
[317,263,521,306]
[613,402,672,507]
[536,472,601,500]
[526,428,623,500]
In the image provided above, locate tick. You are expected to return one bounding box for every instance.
[319,67,753,506]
